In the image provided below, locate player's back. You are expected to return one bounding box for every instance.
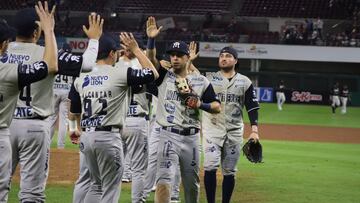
[6,42,55,118]
[74,65,131,129]
[0,62,20,128]
[116,57,149,117]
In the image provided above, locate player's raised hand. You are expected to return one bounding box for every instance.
[35,1,56,33]
[146,16,163,38]
[188,41,199,61]
[160,60,171,70]
[120,32,139,53]
[83,13,104,40]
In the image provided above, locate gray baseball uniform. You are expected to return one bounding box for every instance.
[5,40,96,202]
[143,121,182,201]
[155,66,219,203]
[49,74,73,148]
[143,94,182,201]
[0,59,48,202]
[202,71,259,175]
[117,57,151,203]
[72,63,156,203]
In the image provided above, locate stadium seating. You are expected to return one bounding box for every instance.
[114,0,231,15]
[239,0,355,19]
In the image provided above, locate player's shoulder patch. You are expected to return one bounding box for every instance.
[0,52,9,63]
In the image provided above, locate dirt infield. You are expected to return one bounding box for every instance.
[12,123,360,184]
[245,123,360,144]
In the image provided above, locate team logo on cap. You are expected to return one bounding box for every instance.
[172,42,180,48]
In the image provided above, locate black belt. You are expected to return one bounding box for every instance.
[15,116,48,120]
[162,127,199,136]
[127,114,149,120]
[82,126,119,132]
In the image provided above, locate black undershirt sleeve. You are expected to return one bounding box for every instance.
[127,68,155,86]
[68,83,82,114]
[201,84,220,103]
[17,61,48,89]
[155,66,168,86]
[244,84,260,125]
[57,51,83,77]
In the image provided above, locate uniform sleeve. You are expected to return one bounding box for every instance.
[126,68,155,86]
[245,84,260,112]
[131,85,145,94]
[155,66,168,86]
[68,83,82,114]
[17,61,48,89]
[201,83,220,103]
[146,81,158,96]
[57,51,83,77]
[80,39,98,72]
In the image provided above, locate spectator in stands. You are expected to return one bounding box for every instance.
[226,17,238,42]
[305,19,313,42]
[203,12,214,30]
[226,17,237,34]
[316,17,324,39]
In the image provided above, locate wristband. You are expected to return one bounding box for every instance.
[68,119,77,132]
[199,102,211,111]
[147,38,155,49]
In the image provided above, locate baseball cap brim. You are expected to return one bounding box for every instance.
[166,48,188,55]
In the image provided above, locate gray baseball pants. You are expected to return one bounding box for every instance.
[121,117,149,203]
[9,118,51,203]
[0,128,11,203]
[143,122,181,200]
[72,150,90,203]
[49,93,69,148]
[80,130,124,203]
[203,136,242,175]
[156,128,200,203]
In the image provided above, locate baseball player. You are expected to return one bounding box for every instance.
[69,32,158,203]
[153,40,221,203]
[0,9,57,202]
[6,5,102,202]
[68,87,90,203]
[340,84,349,114]
[142,17,182,203]
[276,80,286,111]
[49,43,74,149]
[202,46,260,203]
[117,38,152,202]
[331,82,340,113]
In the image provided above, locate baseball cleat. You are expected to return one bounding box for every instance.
[121,178,131,183]
[170,197,180,203]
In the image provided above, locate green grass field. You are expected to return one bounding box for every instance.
[8,104,360,203]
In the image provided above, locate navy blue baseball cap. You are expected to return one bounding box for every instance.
[220,46,238,59]
[166,41,189,55]
[0,19,16,42]
[98,33,121,56]
[13,8,39,38]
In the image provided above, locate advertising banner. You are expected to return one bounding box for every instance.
[199,42,360,63]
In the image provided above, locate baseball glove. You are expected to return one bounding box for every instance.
[175,77,199,109]
[242,138,263,163]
